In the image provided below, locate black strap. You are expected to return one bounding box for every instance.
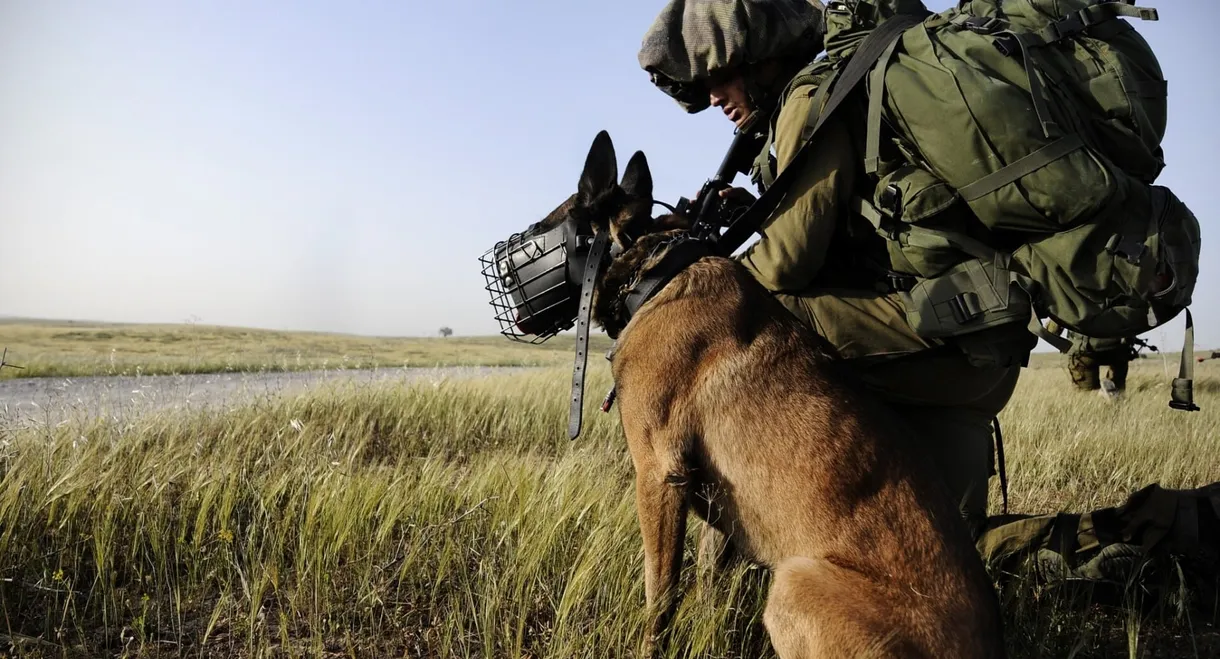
[1169,308,1200,412]
[993,416,1008,515]
[622,239,716,320]
[568,231,611,440]
[716,11,930,257]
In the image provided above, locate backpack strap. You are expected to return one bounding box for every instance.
[717,10,931,256]
[1169,308,1200,411]
[1025,2,1158,47]
[864,36,906,175]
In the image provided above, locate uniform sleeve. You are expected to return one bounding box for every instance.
[736,88,858,293]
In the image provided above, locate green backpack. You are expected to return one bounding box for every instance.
[796,0,1201,406]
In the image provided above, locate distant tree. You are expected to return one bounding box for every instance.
[439,326,453,338]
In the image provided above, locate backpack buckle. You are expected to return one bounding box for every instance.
[878,183,904,221]
[887,271,918,293]
[962,15,1001,33]
[949,292,984,325]
[1044,9,1091,42]
[993,34,1020,57]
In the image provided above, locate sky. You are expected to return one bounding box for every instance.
[1,0,1217,352]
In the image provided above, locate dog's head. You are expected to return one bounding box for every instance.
[483,131,694,342]
[540,132,699,337]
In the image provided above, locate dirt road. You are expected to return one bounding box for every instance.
[0,366,525,428]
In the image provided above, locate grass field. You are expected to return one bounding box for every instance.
[0,321,616,379]
[1,350,1217,658]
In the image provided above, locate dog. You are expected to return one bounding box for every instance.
[531,131,1006,658]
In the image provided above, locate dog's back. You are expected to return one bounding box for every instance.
[612,255,1005,658]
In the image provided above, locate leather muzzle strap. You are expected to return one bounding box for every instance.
[569,231,611,440]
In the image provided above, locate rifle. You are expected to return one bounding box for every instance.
[1128,337,1159,360]
[673,111,770,241]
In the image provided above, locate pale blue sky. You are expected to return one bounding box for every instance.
[2,1,1216,351]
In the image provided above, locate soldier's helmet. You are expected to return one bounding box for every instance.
[638,0,826,113]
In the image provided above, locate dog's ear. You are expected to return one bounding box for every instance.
[577,131,618,207]
[620,151,653,201]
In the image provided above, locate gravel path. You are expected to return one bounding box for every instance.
[0,366,528,428]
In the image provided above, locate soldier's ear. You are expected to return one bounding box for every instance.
[620,151,653,200]
[577,131,618,207]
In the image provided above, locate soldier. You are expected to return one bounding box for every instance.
[636,0,1219,593]
[1046,320,1136,394]
[638,0,1033,534]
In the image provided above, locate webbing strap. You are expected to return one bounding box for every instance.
[568,231,611,440]
[1170,308,1200,412]
[751,124,778,192]
[957,134,1084,201]
[1000,30,1058,139]
[1028,309,1074,353]
[993,417,1008,515]
[990,3,1158,142]
[717,11,929,256]
[622,239,716,320]
[865,36,904,175]
[1033,2,1158,45]
[849,196,892,237]
[802,67,839,143]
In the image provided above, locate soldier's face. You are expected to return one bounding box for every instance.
[707,70,753,128]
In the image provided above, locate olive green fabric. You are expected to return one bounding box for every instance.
[739,50,1037,370]
[853,0,1203,343]
[637,0,825,113]
[977,482,1220,589]
[891,396,1008,533]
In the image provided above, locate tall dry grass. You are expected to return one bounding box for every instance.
[0,358,1216,657]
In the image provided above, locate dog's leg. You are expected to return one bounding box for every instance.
[635,467,688,655]
[629,437,690,657]
[764,557,918,659]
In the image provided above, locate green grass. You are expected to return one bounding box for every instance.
[0,358,1217,657]
[0,321,615,379]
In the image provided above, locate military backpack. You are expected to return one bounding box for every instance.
[750,0,1202,408]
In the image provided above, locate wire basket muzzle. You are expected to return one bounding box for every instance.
[479,220,590,343]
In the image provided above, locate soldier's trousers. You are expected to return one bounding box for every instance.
[1068,350,1130,391]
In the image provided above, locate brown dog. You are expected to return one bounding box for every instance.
[534,132,1006,658]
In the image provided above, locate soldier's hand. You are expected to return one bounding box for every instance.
[717,186,757,209]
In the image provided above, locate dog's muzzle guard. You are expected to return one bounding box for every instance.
[480,217,611,439]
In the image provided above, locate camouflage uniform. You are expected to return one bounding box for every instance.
[637,0,1220,595]
[1067,335,1132,391]
[639,0,1025,532]
[1045,320,1135,391]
